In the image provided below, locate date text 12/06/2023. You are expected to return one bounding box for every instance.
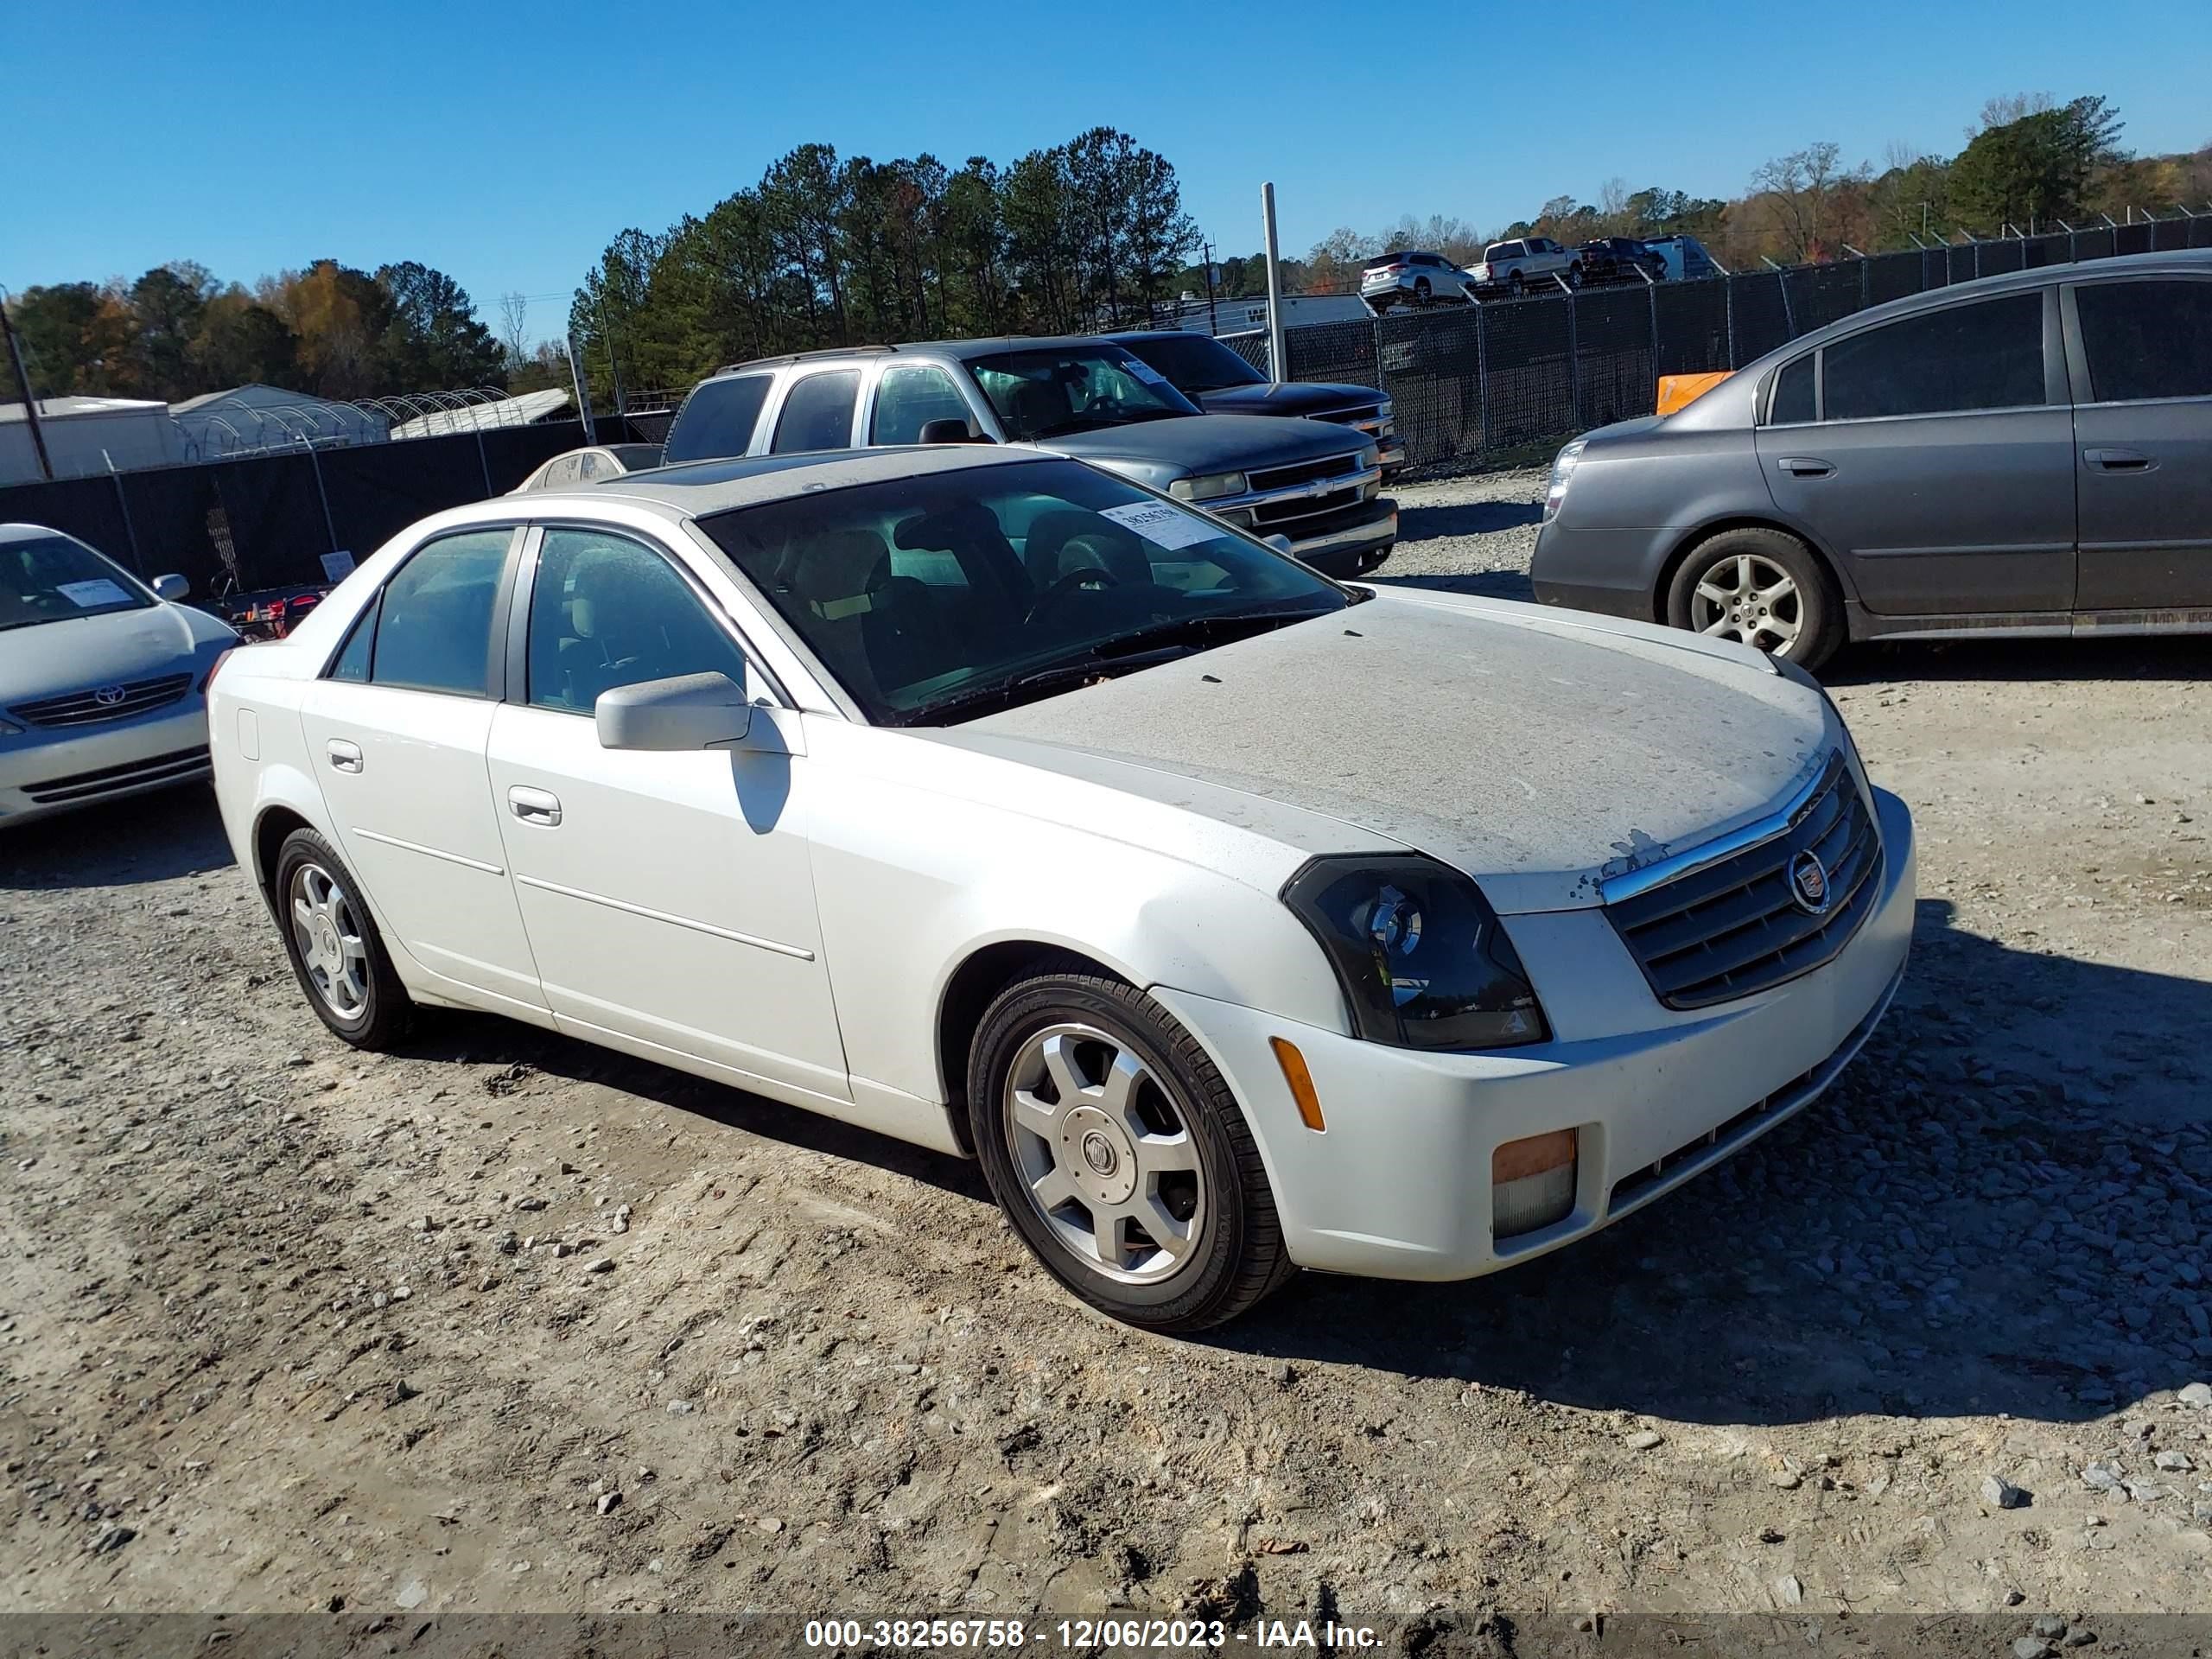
[802,1618,1384,1650]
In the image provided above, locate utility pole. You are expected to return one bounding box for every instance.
[1262,183,1287,385]
[1202,240,1217,336]
[565,336,598,445]
[594,296,628,419]
[1,289,54,482]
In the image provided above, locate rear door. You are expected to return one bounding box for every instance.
[1757,288,2076,617]
[2064,272,2212,613]
[300,525,550,1021]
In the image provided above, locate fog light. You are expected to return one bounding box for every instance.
[1491,1128,1577,1238]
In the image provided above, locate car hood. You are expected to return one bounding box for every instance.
[1192,382,1382,418]
[930,588,1834,913]
[0,603,234,707]
[1035,413,1368,474]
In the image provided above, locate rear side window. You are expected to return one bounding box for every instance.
[772,371,862,454]
[664,373,772,463]
[1822,293,2044,422]
[361,529,511,697]
[2076,280,2212,403]
[1769,355,1817,425]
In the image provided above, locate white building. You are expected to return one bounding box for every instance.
[171,384,385,460]
[0,396,184,486]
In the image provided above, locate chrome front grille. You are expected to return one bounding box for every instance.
[1313,404,1383,429]
[1247,453,1360,494]
[10,672,193,728]
[1605,753,1883,1010]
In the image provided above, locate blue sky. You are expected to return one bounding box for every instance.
[14,0,2210,345]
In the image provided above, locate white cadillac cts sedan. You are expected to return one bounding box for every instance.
[208,446,1914,1331]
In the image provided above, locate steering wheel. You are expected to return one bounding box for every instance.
[1023,563,1120,626]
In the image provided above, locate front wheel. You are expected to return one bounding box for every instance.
[1667,527,1844,669]
[1566,263,1582,289]
[1507,271,1525,297]
[967,968,1294,1332]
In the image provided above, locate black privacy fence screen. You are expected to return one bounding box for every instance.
[1220,214,2212,469]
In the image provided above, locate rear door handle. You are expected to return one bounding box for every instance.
[1775,456,1834,479]
[327,740,362,773]
[2083,448,2155,473]
[507,785,562,827]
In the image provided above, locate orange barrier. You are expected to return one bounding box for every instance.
[1656,371,1733,416]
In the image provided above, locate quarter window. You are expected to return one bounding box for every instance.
[1821,293,2044,422]
[1770,355,1817,425]
[525,530,751,715]
[871,365,975,445]
[664,372,772,463]
[2076,280,2212,403]
[359,529,511,697]
[770,371,862,454]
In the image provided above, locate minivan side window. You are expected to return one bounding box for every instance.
[355,529,512,696]
[871,365,975,444]
[525,530,752,715]
[2076,280,2212,403]
[771,371,862,454]
[1821,293,2044,422]
[664,373,773,463]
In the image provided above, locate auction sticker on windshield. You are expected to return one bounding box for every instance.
[1099,500,1223,550]
[57,578,135,607]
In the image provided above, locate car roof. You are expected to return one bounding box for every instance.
[575,444,1052,518]
[0,523,74,545]
[709,335,1135,378]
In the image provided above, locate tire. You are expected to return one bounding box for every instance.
[1666,526,1845,670]
[1413,277,1432,307]
[966,966,1294,1332]
[1508,271,1525,297]
[270,827,416,1049]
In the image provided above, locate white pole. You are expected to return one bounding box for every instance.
[566,336,598,445]
[1262,181,1287,385]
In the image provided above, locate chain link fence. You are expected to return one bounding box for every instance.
[1225,214,2212,472]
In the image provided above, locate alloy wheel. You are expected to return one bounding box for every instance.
[1690,552,1803,655]
[1002,1021,1205,1284]
[289,861,371,1020]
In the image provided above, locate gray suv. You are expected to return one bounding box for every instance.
[661,337,1397,576]
[1530,250,2212,668]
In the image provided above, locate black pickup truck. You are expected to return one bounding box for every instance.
[1107,330,1405,481]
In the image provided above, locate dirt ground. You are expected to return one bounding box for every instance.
[4,472,2211,1646]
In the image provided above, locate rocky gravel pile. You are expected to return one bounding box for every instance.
[3,474,2209,1641]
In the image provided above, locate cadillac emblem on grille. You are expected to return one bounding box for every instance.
[1789,850,1831,915]
[93,685,129,707]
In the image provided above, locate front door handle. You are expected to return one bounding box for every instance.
[1775,456,1834,479]
[327,740,362,773]
[508,785,563,827]
[2083,448,2155,473]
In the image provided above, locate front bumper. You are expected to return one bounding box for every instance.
[1153,786,1916,1281]
[0,699,213,827]
[1282,498,1397,578]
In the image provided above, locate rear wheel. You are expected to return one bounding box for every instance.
[1413,277,1433,307]
[1667,526,1844,669]
[967,968,1294,1332]
[1508,270,1526,297]
[272,828,416,1049]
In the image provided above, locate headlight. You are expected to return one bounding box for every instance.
[1282,855,1548,1050]
[1170,473,1246,503]
[1542,438,1586,524]
[1376,399,1394,422]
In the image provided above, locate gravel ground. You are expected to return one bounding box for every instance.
[4,472,2211,1644]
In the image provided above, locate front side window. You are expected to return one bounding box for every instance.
[525,530,751,715]
[870,365,976,445]
[696,457,1344,725]
[0,532,153,632]
[770,371,862,454]
[1822,293,2044,422]
[2076,280,2212,404]
[361,528,511,697]
[966,346,1198,442]
[664,372,772,463]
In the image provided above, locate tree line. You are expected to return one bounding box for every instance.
[568,128,1197,397]
[1214,95,2208,300]
[5,260,508,405]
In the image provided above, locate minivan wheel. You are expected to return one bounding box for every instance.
[1668,527,1844,669]
[272,828,415,1049]
[967,968,1294,1332]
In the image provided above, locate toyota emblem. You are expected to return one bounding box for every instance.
[93,684,128,707]
[1789,850,1831,915]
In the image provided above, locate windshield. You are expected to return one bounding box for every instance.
[696,458,1344,725]
[964,346,1199,441]
[1120,334,1269,393]
[0,534,155,632]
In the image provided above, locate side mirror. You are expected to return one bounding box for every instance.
[595,671,755,752]
[1263,534,1294,556]
[918,417,985,445]
[152,573,190,601]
